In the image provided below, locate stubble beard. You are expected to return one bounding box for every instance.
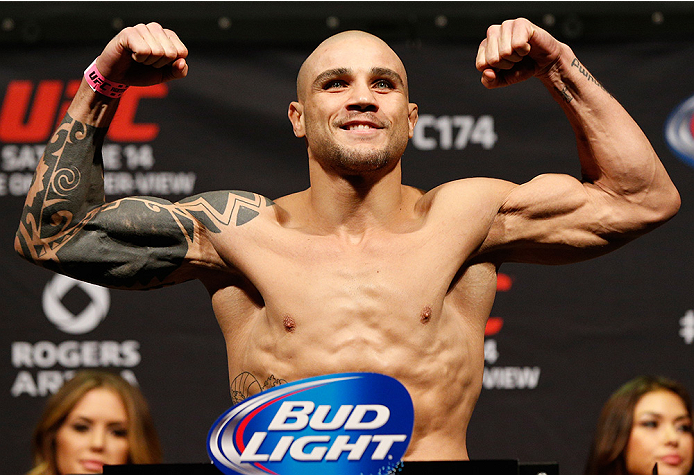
[310,129,408,176]
[324,142,393,174]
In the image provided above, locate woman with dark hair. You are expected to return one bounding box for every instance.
[585,375,693,475]
[27,370,162,475]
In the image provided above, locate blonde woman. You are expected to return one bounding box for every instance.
[27,370,162,475]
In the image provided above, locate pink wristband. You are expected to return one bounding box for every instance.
[84,58,129,98]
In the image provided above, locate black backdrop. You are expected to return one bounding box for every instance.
[2,3,694,475]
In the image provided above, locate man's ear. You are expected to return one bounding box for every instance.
[407,103,419,139]
[288,101,305,138]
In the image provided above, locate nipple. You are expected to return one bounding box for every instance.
[420,306,432,324]
[283,315,297,333]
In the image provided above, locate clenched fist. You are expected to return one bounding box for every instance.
[95,22,188,87]
[476,18,565,89]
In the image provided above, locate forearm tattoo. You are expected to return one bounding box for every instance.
[16,113,107,266]
[230,372,287,405]
[16,113,273,288]
[556,57,613,103]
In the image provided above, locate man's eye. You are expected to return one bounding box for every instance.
[373,79,393,89]
[324,80,346,89]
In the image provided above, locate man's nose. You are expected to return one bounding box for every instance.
[346,81,378,112]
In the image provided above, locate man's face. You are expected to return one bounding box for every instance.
[290,32,418,175]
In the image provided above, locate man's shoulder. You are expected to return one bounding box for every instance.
[176,190,277,232]
[178,190,275,208]
[420,177,516,208]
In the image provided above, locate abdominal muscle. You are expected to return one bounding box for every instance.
[210,260,495,461]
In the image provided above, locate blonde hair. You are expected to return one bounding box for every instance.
[27,370,162,475]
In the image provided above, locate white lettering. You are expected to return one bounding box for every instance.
[57,340,81,367]
[134,172,197,195]
[268,401,315,430]
[239,432,269,462]
[412,115,437,150]
[99,341,121,366]
[236,433,408,463]
[10,369,137,397]
[11,341,32,367]
[453,116,475,149]
[103,172,196,195]
[11,370,76,397]
[484,339,499,364]
[38,370,64,394]
[0,173,6,195]
[119,369,139,387]
[125,144,155,170]
[1,144,44,171]
[10,340,142,369]
[412,114,498,151]
[483,366,541,389]
[289,436,330,461]
[11,371,37,397]
[325,435,371,461]
[9,172,33,195]
[104,172,134,194]
[102,144,123,170]
[268,436,293,462]
[471,115,497,149]
[309,405,353,430]
[33,341,56,368]
[81,341,99,367]
[120,340,141,367]
[344,405,390,430]
[371,434,408,460]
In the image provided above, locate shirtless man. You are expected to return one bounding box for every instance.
[15,19,680,460]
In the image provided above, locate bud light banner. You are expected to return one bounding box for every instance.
[207,373,414,475]
[664,93,694,169]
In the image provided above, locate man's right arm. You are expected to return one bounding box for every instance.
[13,23,216,289]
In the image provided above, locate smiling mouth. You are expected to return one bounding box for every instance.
[337,113,385,131]
[344,124,379,130]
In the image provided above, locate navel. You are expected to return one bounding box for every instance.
[420,306,432,324]
[283,314,297,333]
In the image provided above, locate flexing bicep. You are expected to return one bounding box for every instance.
[481,173,659,264]
[16,194,209,289]
[16,189,275,289]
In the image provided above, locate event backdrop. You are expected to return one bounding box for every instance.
[2,3,694,475]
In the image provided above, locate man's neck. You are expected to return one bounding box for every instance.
[305,158,408,236]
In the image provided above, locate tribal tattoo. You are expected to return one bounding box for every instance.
[15,113,273,289]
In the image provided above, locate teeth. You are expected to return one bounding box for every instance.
[348,124,372,130]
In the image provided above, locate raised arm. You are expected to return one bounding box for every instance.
[475,18,680,264]
[14,23,222,289]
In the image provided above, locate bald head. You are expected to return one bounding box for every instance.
[296,30,409,102]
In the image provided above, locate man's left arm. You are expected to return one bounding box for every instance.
[476,18,681,263]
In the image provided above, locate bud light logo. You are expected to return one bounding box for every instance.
[665,94,694,169]
[207,373,414,475]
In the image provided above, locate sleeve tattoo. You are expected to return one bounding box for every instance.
[15,113,274,289]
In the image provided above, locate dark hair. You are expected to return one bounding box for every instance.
[584,375,693,475]
[27,370,163,475]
